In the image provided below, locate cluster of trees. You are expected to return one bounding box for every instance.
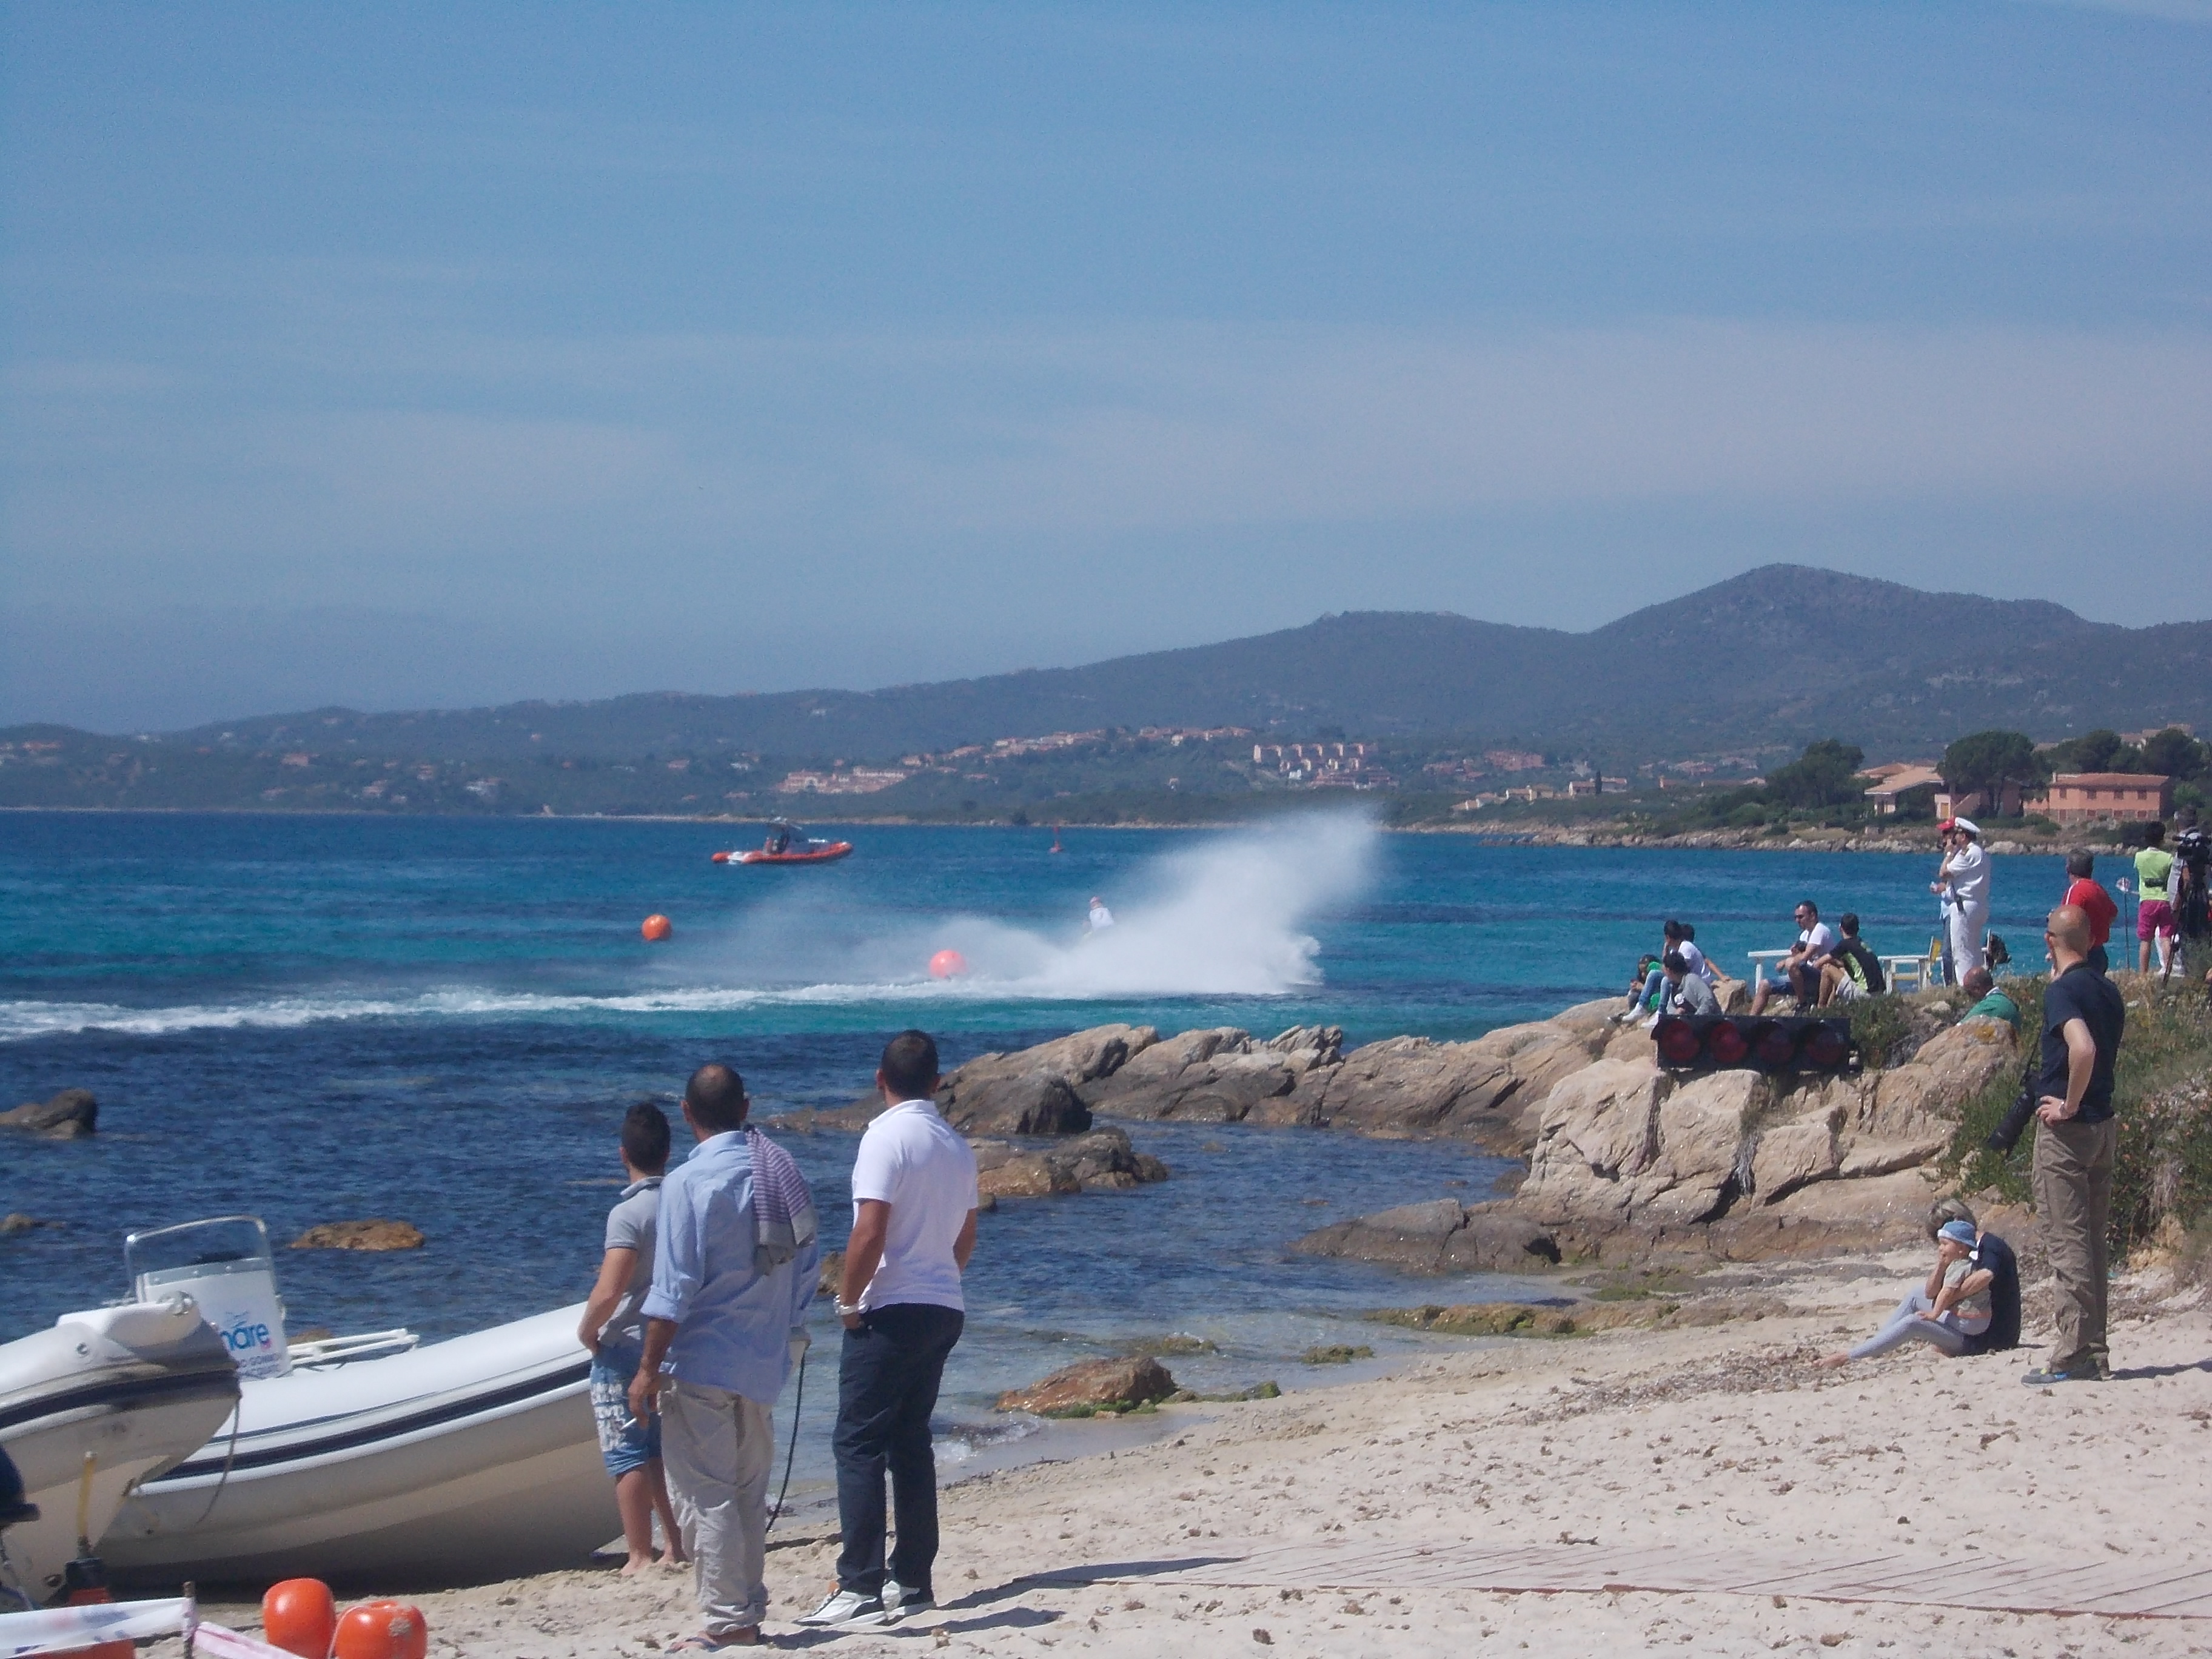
[1941,725,2208,808]
[1661,721,2208,836]
[2040,726,2207,780]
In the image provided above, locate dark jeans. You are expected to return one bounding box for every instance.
[833,1302,964,1599]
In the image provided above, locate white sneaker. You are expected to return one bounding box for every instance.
[796,1589,887,1627]
[882,1580,934,1623]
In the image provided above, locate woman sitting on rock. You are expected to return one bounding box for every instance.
[1818,1216,2009,1369]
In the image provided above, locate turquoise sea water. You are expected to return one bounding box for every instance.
[1,812,2067,1470]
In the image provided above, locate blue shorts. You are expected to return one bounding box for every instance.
[589,1344,663,1478]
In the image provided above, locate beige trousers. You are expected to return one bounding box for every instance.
[2032,1115,2117,1374]
[660,1381,774,1636]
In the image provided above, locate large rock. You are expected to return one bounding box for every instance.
[2,1088,97,1138]
[288,1219,425,1252]
[1646,1071,1763,1221]
[1296,1037,1523,1142]
[997,1355,1178,1416]
[932,1013,1620,1151]
[1409,1001,2022,1265]
[970,1126,1168,1198]
[1517,1060,1666,1219]
[1291,1198,1560,1273]
[1084,1026,1338,1124]
[933,1023,1158,1134]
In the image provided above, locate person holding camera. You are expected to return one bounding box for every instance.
[2019,905,2127,1387]
[2172,811,2207,972]
[1934,818,1991,985]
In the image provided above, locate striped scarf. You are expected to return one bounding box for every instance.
[747,1127,818,1275]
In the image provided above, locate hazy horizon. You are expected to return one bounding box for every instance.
[7,4,2209,729]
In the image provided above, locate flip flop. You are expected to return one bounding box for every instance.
[665,1633,759,1653]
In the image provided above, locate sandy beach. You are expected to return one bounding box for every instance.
[156,1241,2211,1658]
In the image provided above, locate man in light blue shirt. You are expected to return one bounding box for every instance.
[631,1064,818,1649]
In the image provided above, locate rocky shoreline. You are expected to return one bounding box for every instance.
[851,981,2022,1269]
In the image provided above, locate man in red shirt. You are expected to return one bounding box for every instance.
[2062,849,2119,974]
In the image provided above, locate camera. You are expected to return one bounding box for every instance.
[1987,1083,2039,1155]
[1985,1047,2040,1155]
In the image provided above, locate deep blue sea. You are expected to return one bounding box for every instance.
[1,812,2068,1475]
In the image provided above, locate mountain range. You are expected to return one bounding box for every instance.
[127,566,2212,760]
[4,567,2207,822]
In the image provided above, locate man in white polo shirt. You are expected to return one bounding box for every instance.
[800,1030,979,1631]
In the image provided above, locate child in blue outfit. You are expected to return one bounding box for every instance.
[579,1101,688,1574]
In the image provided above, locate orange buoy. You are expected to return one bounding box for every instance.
[333,1600,429,1659]
[641,913,672,942]
[928,948,968,979]
[261,1578,338,1659]
[709,850,731,863]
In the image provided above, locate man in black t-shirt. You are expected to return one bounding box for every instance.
[1817,912,1887,1005]
[2024,904,2127,1386]
[1962,1229,2021,1355]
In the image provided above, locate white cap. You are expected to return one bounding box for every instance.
[1952,817,1980,836]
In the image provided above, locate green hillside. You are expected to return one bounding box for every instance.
[4,566,2207,817]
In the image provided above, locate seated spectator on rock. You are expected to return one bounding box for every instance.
[1621,953,1663,1020]
[1658,950,1718,1019]
[2062,850,2119,976]
[1751,901,1837,1015]
[1618,922,1717,1024]
[1817,913,1887,1006]
[1961,965,2020,1031]
[1818,1219,1998,1367]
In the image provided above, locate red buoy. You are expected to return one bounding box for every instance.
[261,1580,338,1659]
[929,948,968,979]
[333,1601,428,1659]
[642,914,672,942]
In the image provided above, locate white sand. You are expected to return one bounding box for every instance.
[170,1250,2212,1657]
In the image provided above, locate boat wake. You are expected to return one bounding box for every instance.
[0,816,1376,1042]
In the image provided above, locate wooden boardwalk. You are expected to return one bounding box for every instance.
[1036,1539,2212,1620]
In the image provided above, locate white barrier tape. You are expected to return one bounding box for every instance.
[0,1597,193,1658]
[192,1621,301,1659]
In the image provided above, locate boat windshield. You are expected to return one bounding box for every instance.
[126,1216,276,1285]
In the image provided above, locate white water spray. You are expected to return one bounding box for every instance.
[0,816,1380,1040]
[920,813,1375,997]
[705,810,1381,1000]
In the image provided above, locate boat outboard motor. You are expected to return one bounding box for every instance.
[0,1445,38,1612]
[0,1298,238,1601]
[0,1447,35,1529]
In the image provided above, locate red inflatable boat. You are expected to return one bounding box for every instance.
[717,842,853,865]
[712,820,853,865]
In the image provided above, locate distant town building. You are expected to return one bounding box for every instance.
[2030,773,2176,825]
[1253,740,1373,784]
[777,768,908,795]
[1483,749,1547,772]
[1139,726,1250,744]
[1861,762,1945,816]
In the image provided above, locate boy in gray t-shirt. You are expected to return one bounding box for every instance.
[578,1102,685,1574]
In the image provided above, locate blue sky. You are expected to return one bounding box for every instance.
[4,2,2208,729]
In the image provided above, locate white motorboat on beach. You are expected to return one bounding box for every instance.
[61,1217,614,1587]
[0,1296,240,1603]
